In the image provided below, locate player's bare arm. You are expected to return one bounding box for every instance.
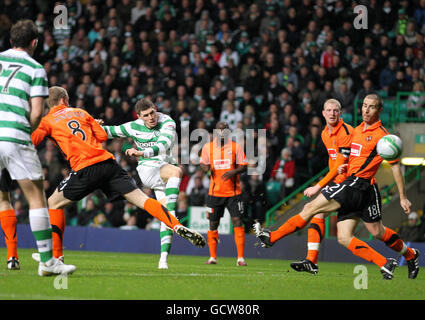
[390,162,411,214]
[29,96,45,131]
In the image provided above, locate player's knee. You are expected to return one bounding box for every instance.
[209,220,219,230]
[301,202,317,219]
[173,165,183,178]
[337,234,351,247]
[369,226,385,239]
[232,217,243,227]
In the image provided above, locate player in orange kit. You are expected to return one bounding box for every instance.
[31,86,205,263]
[200,121,248,266]
[255,94,419,279]
[290,99,353,274]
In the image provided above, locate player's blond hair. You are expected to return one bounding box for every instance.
[323,98,342,110]
[46,86,69,108]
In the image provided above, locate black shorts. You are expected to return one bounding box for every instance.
[206,194,244,221]
[321,176,382,223]
[58,159,138,201]
[0,169,12,192]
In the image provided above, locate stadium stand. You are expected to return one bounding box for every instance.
[0,0,424,235]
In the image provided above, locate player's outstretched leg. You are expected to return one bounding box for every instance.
[291,214,325,274]
[125,190,206,248]
[254,214,308,248]
[407,249,420,279]
[253,222,273,248]
[378,227,420,279]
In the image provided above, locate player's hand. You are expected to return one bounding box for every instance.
[400,198,412,214]
[125,148,143,157]
[338,164,348,175]
[304,184,321,198]
[222,171,235,181]
[95,119,104,125]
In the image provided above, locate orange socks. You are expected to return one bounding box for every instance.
[306,217,325,264]
[233,226,245,259]
[207,230,219,259]
[49,209,65,258]
[0,210,18,260]
[380,227,416,261]
[347,237,387,267]
[270,214,308,243]
[144,198,181,229]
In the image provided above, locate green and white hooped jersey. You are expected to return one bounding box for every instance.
[0,49,48,146]
[103,112,177,166]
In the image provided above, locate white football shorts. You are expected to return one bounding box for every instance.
[0,141,44,181]
[136,160,168,192]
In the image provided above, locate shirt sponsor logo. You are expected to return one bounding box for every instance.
[213,159,231,169]
[350,143,362,157]
[139,142,156,148]
[328,148,337,160]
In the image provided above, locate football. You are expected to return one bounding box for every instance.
[377,134,403,161]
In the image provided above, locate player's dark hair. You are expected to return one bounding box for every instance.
[135,98,155,114]
[10,20,38,49]
[365,94,383,109]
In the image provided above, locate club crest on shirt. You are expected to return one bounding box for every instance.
[366,136,372,141]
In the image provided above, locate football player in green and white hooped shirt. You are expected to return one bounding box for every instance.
[103,98,182,269]
[0,20,75,275]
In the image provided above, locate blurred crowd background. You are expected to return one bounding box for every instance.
[1,0,425,238]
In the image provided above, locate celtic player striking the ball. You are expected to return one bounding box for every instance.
[103,98,182,269]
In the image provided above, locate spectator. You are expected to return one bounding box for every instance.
[379,56,398,91]
[270,148,296,197]
[120,215,138,230]
[78,198,103,226]
[259,5,280,35]
[388,69,412,97]
[188,176,208,206]
[320,45,339,69]
[399,211,424,242]
[334,82,354,115]
[333,67,353,96]
[407,82,425,118]
[415,0,425,31]
[220,101,243,131]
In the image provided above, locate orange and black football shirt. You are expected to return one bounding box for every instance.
[32,104,113,171]
[200,138,247,197]
[347,120,399,180]
[318,119,353,187]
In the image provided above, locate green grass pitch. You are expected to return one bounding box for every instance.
[0,248,423,300]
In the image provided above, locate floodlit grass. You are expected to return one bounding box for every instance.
[0,248,423,300]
